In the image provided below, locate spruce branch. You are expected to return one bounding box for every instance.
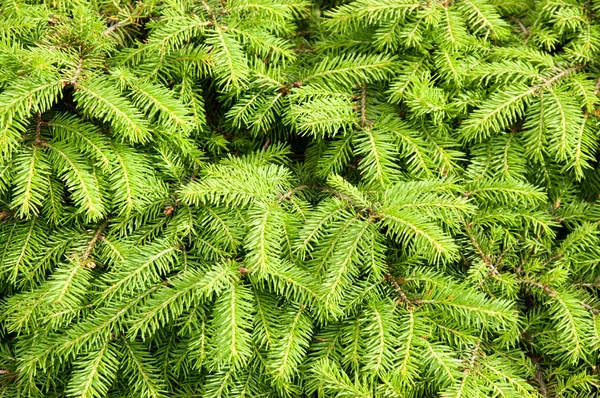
[2,1,600,396]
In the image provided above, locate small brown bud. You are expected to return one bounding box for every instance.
[163,206,174,216]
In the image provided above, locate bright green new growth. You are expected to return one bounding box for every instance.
[1,0,600,397]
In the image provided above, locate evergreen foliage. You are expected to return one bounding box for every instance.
[1,0,600,397]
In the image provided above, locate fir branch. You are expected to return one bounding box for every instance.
[2,1,600,396]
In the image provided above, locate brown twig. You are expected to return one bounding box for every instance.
[69,58,83,86]
[494,244,511,268]
[464,224,497,274]
[515,247,533,276]
[81,218,111,262]
[34,113,43,143]
[594,76,600,96]
[454,340,481,392]
[290,30,312,38]
[531,356,549,398]
[278,185,311,203]
[536,65,586,92]
[386,273,411,306]
[509,16,530,37]
[467,340,481,369]
[573,281,600,288]
[0,368,18,382]
[581,302,600,315]
[520,278,556,297]
[201,0,214,19]
[103,19,131,36]
[540,252,563,268]
[360,84,368,128]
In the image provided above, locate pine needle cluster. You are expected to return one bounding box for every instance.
[1,0,600,397]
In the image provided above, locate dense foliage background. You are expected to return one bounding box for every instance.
[1,0,600,397]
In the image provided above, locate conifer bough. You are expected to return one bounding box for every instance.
[1,0,600,397]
